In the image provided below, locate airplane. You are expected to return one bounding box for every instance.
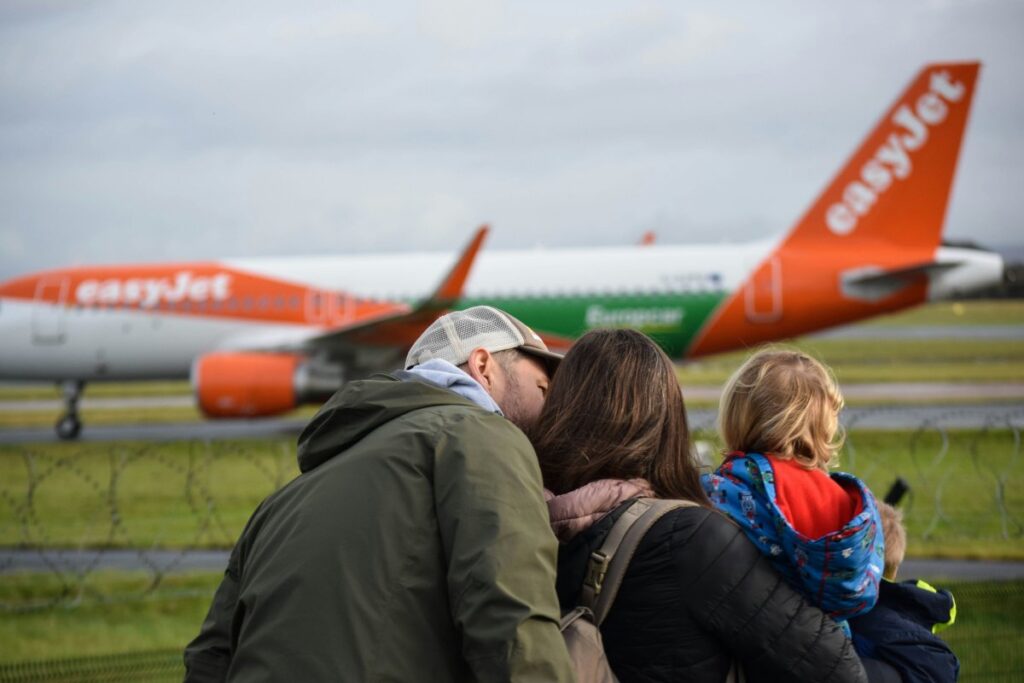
[0,61,1004,439]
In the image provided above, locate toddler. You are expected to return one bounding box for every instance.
[849,503,960,683]
[703,348,884,622]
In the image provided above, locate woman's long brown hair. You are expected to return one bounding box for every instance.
[531,328,710,505]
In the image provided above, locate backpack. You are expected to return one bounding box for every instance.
[559,497,746,683]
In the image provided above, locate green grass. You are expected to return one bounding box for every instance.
[0,572,1019,681]
[0,406,203,429]
[2,430,1022,558]
[861,300,1024,327]
[0,440,299,549]
[941,580,1024,682]
[841,430,1024,560]
[679,338,1024,386]
[0,381,192,402]
[0,571,219,663]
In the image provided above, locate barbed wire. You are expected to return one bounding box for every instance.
[1,409,1022,613]
[0,439,295,612]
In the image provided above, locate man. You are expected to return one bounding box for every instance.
[184,306,575,682]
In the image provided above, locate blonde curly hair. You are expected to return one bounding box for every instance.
[719,348,845,471]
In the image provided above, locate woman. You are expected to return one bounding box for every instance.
[531,329,869,683]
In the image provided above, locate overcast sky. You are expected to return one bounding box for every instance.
[1,0,1021,280]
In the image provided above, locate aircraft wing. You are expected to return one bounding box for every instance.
[301,225,489,355]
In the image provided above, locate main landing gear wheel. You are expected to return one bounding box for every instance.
[55,414,82,440]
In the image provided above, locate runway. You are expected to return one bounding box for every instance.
[0,417,307,444]
[0,403,1022,444]
[4,382,1023,412]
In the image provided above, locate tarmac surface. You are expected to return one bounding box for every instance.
[3,403,1022,444]
[3,382,1024,412]
[1,548,1021,582]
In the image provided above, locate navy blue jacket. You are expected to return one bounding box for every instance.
[849,578,960,683]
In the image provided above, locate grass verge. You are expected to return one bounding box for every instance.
[678,338,1024,386]
[0,382,192,402]
[2,429,1022,558]
[859,300,1024,327]
[0,571,219,663]
[940,580,1024,682]
[0,440,299,549]
[0,573,1019,681]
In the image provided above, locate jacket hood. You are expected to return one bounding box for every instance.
[703,452,885,620]
[297,374,479,472]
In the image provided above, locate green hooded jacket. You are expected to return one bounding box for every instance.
[184,374,574,682]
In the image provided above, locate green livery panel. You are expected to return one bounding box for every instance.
[458,292,728,358]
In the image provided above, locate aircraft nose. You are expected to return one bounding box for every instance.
[1004,259,1023,295]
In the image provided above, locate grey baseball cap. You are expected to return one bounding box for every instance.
[405,306,562,375]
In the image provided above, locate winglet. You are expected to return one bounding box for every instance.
[431,224,488,304]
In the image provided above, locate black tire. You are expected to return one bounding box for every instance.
[55,415,81,440]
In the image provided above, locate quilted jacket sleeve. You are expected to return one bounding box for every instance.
[676,509,868,683]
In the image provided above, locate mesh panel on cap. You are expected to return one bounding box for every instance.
[406,306,525,368]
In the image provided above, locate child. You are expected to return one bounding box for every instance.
[702,348,884,623]
[849,503,960,683]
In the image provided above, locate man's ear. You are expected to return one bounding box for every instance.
[464,348,500,393]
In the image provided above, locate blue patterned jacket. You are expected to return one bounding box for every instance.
[702,452,884,620]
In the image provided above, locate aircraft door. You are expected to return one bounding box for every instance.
[744,255,783,323]
[32,277,69,344]
[330,292,355,326]
[305,289,329,325]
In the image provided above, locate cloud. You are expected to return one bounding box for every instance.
[0,0,1021,280]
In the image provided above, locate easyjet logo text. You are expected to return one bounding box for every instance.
[826,70,966,236]
[75,272,232,307]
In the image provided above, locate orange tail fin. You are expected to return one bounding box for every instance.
[688,63,980,358]
[787,62,979,252]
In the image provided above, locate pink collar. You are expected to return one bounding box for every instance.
[545,478,654,542]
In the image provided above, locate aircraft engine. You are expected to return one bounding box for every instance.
[191,352,342,418]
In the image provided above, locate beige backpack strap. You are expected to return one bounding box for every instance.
[579,498,698,625]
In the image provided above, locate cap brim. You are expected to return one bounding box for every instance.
[518,346,563,377]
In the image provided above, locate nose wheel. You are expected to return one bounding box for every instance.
[55,380,84,440]
[56,414,82,440]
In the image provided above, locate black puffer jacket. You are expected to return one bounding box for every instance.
[556,500,868,683]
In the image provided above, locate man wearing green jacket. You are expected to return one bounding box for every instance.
[184,306,575,682]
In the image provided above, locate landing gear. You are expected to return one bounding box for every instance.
[55,380,84,440]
